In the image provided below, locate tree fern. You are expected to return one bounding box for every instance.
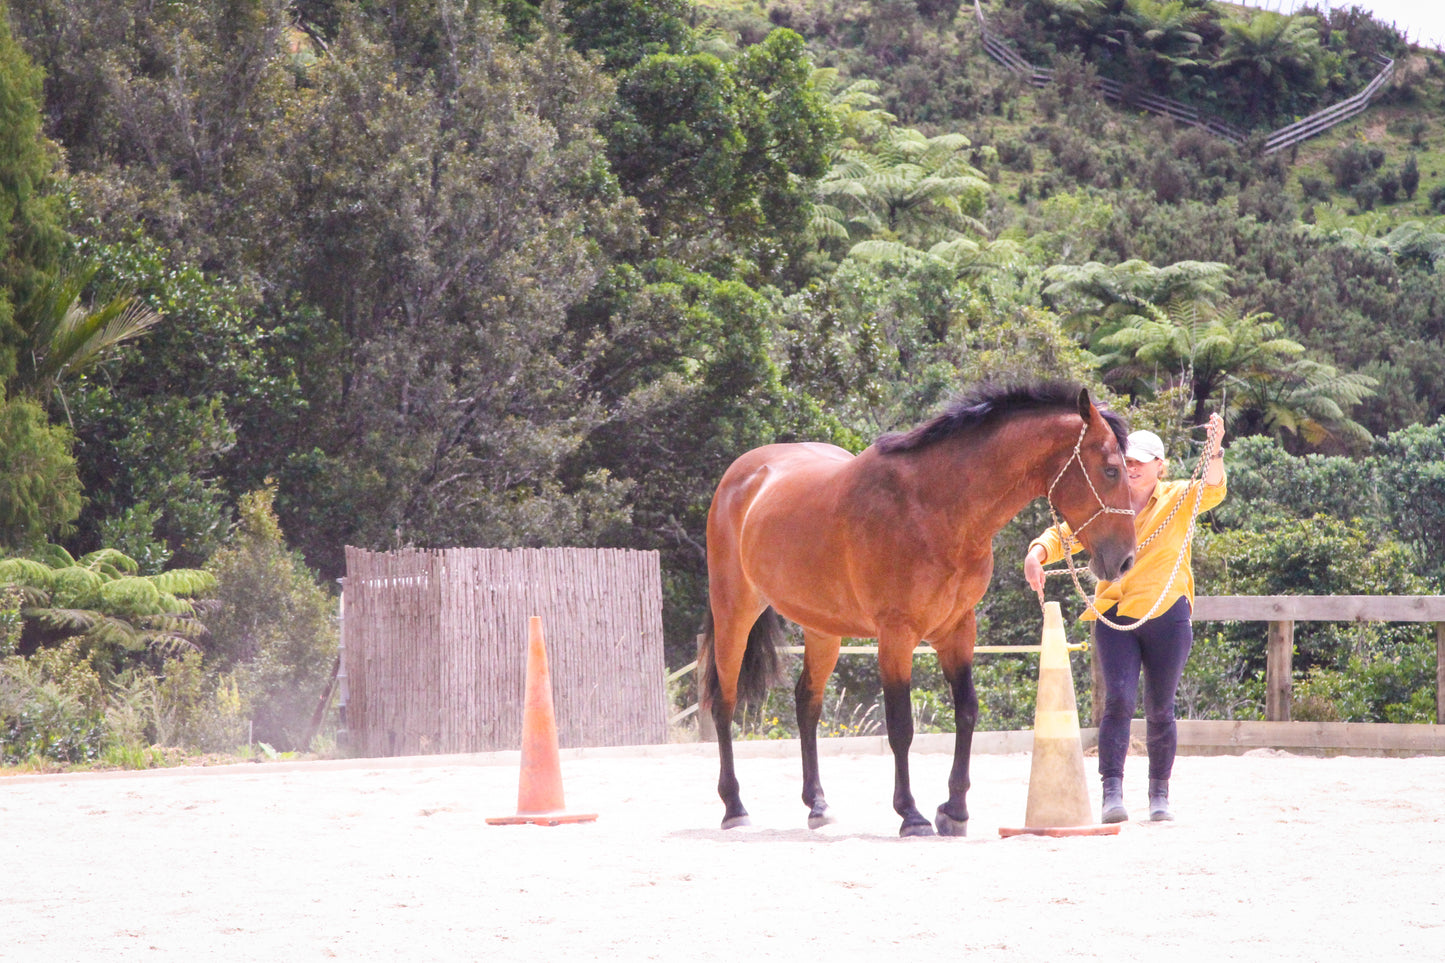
[0,545,215,668]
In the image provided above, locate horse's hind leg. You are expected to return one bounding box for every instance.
[933,615,979,837]
[712,696,749,829]
[707,594,765,829]
[796,627,841,829]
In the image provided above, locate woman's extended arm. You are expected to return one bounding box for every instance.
[1204,412,1226,487]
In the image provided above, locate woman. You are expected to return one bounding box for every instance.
[1023,413,1226,822]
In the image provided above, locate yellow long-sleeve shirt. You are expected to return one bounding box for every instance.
[1030,475,1227,621]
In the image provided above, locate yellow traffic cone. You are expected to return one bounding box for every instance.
[487,616,597,826]
[999,601,1120,838]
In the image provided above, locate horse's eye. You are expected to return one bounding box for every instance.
[1104,466,1120,480]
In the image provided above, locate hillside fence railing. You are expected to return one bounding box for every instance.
[972,1,1394,154]
[341,546,667,756]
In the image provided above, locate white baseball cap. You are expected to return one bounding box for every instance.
[1126,429,1166,462]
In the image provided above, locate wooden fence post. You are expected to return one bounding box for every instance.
[1436,622,1444,726]
[1266,619,1294,722]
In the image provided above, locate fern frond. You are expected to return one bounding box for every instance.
[0,558,57,588]
[80,548,140,576]
[24,606,103,633]
[149,569,218,597]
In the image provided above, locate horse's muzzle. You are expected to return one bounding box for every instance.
[1090,550,1135,582]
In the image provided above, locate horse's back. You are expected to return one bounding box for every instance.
[710,442,855,527]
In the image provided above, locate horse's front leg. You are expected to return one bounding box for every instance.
[880,630,933,837]
[933,613,979,837]
[796,628,842,828]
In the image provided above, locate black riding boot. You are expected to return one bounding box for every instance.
[1148,778,1173,821]
[1101,776,1127,823]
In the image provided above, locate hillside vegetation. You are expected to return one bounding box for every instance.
[3,0,1445,765]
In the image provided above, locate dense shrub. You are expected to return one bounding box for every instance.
[1328,142,1374,190]
[205,487,338,751]
[0,641,105,764]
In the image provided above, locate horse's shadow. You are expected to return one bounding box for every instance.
[668,826,967,844]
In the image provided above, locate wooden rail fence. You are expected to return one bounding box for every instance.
[677,596,1445,749]
[972,0,1394,154]
[342,546,666,756]
[1191,595,1445,724]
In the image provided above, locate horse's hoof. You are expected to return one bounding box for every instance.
[807,810,836,830]
[934,810,968,837]
[899,819,936,838]
[721,814,751,830]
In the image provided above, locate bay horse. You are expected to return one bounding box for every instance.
[700,383,1135,836]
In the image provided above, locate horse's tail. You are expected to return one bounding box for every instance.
[699,607,784,711]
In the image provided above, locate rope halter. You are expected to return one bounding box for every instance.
[1045,419,1134,542]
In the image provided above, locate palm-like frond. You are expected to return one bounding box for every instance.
[2,545,217,662]
[1229,359,1377,447]
[149,569,218,597]
[14,266,164,413]
[0,558,57,588]
[813,68,894,149]
[847,239,929,264]
[810,125,991,249]
[24,606,104,634]
[1380,222,1445,271]
[50,566,106,608]
[80,548,140,578]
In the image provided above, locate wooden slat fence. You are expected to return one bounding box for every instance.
[972,1,1394,153]
[342,546,666,756]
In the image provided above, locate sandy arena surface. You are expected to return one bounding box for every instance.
[3,740,1443,962]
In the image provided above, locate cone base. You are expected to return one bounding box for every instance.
[487,812,598,826]
[998,823,1122,838]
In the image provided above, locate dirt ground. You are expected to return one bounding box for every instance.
[3,740,1443,962]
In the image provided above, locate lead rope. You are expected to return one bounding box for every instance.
[1046,427,1219,633]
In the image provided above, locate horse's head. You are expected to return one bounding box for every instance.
[1046,389,1136,582]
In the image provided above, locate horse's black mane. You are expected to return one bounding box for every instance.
[875,382,1129,454]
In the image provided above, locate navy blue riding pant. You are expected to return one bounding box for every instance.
[1092,597,1193,781]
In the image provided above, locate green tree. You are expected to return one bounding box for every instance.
[262,8,634,573]
[0,5,76,550]
[205,486,337,750]
[1041,258,1232,331]
[0,394,81,550]
[64,236,264,570]
[1118,0,1208,90]
[816,127,989,251]
[1095,298,1375,447]
[0,5,66,382]
[1371,418,1445,585]
[608,51,746,244]
[10,0,298,272]
[561,0,693,70]
[726,29,836,276]
[1213,10,1325,123]
[606,29,834,277]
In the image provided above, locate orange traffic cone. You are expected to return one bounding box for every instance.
[487,616,597,826]
[999,601,1120,838]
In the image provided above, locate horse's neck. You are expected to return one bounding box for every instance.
[920,413,1077,534]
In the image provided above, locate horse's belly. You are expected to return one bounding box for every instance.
[768,594,876,640]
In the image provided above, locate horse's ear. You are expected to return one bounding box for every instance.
[1076,387,1094,422]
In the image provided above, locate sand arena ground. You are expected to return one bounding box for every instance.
[3,739,1443,961]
